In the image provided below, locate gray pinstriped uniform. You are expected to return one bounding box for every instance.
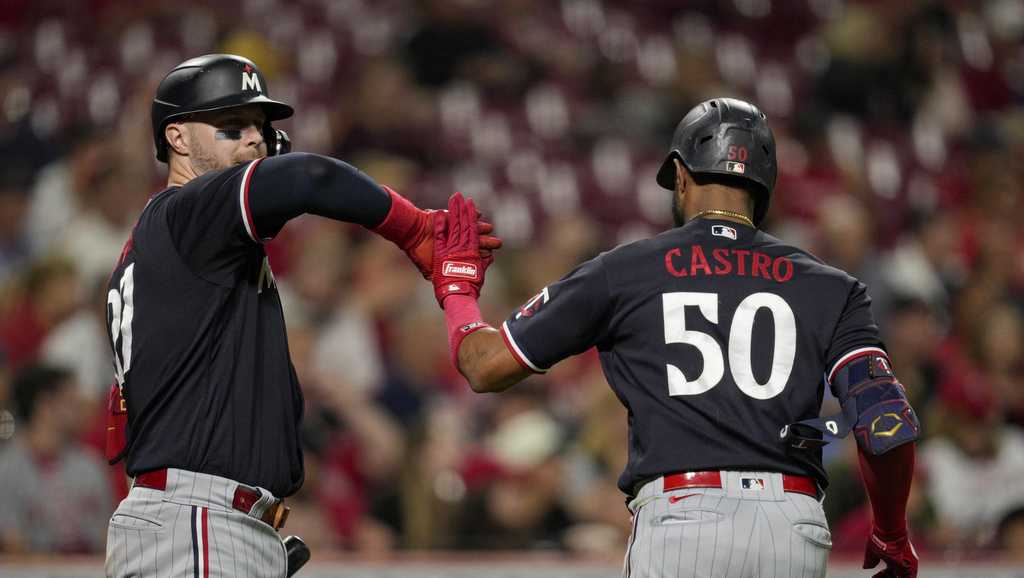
[105,468,287,578]
[622,471,831,578]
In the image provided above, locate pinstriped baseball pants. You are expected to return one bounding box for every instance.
[622,471,832,578]
[105,469,287,578]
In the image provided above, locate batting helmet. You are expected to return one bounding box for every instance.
[656,98,777,225]
[151,54,293,162]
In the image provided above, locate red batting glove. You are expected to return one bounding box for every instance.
[863,529,918,578]
[432,192,493,306]
[372,186,501,280]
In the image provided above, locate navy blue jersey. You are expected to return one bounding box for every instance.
[106,159,303,497]
[502,218,883,495]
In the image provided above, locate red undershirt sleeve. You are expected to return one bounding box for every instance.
[857,441,915,535]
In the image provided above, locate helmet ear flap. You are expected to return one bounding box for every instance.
[264,126,291,156]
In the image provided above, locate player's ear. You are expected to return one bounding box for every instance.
[673,158,687,195]
[165,123,190,157]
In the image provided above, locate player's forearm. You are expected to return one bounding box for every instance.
[858,441,915,535]
[247,152,392,233]
[442,295,530,392]
[458,328,531,392]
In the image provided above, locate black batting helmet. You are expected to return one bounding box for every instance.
[656,98,777,225]
[151,54,293,162]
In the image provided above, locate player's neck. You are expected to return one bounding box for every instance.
[166,157,200,188]
[685,186,754,227]
[689,208,755,228]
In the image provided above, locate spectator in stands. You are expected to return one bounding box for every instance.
[25,126,110,261]
[398,401,476,550]
[57,153,146,289]
[404,0,503,88]
[311,369,406,554]
[40,278,114,404]
[561,379,632,558]
[879,295,944,411]
[816,194,874,267]
[0,364,111,553]
[454,387,572,550]
[876,210,964,320]
[0,257,83,370]
[966,302,1024,426]
[921,372,1024,550]
[377,303,453,420]
[333,56,438,167]
[287,313,406,553]
[0,163,35,285]
[314,236,422,397]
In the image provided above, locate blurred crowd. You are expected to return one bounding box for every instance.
[1,0,1023,564]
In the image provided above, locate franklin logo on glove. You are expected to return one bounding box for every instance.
[443,261,479,279]
[431,192,495,306]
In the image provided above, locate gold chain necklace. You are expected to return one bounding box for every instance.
[691,209,755,228]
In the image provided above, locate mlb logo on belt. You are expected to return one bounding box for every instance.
[741,477,766,491]
[443,261,478,279]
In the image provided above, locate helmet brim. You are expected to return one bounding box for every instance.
[158,95,294,125]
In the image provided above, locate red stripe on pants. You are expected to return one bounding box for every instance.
[202,507,210,578]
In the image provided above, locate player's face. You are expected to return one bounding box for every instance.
[184,105,268,173]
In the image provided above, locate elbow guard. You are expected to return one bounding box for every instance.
[781,352,920,455]
[839,354,920,455]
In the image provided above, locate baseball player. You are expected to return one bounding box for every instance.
[102,54,499,578]
[429,99,919,577]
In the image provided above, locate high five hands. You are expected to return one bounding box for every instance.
[431,192,495,306]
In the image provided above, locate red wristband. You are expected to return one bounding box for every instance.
[443,294,491,369]
[370,186,427,251]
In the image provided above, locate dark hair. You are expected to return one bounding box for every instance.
[11,364,73,423]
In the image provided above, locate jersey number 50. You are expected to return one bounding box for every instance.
[663,292,795,400]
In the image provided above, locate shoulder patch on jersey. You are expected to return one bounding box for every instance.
[515,287,550,320]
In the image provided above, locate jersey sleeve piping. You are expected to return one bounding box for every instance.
[238,158,267,243]
[500,320,548,374]
[827,346,889,384]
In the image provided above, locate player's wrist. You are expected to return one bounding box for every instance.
[442,292,479,310]
[371,186,429,250]
[435,280,478,306]
[871,526,909,542]
[442,294,490,369]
